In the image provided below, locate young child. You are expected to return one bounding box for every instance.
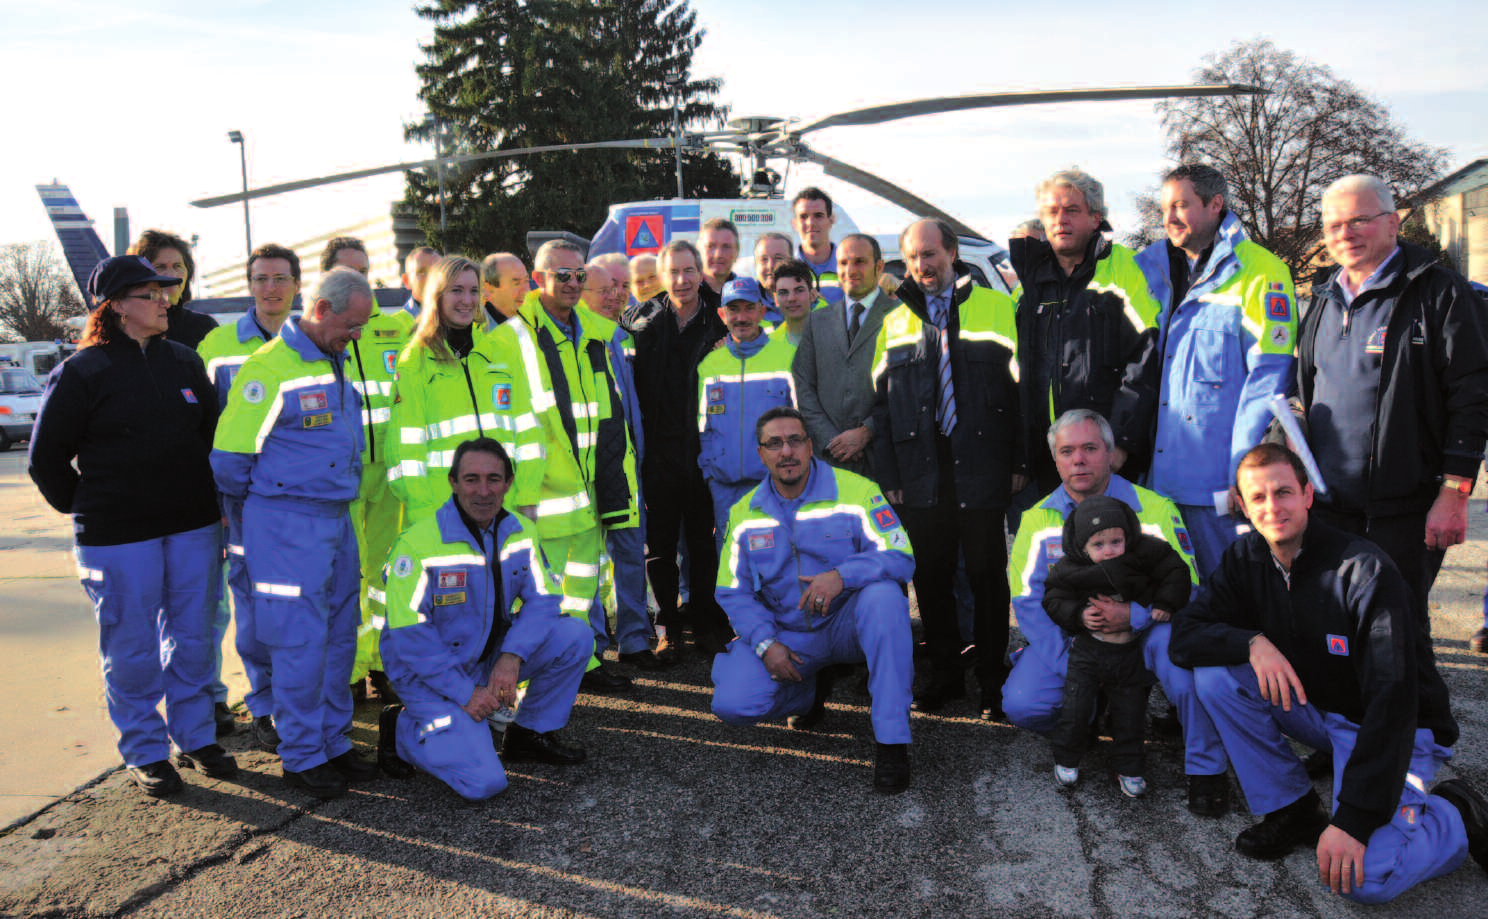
[1043,495,1193,798]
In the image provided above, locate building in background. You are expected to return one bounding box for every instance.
[1409,158,1488,286]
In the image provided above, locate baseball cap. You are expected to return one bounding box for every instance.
[88,256,183,304]
[721,277,763,305]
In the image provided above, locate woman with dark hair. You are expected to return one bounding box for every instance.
[28,256,237,797]
[130,228,217,348]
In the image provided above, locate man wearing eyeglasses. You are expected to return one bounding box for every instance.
[477,240,640,693]
[711,406,915,793]
[1298,174,1488,643]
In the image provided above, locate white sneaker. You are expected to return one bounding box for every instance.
[1118,775,1147,798]
[1054,765,1079,787]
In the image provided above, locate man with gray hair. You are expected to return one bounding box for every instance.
[212,266,377,798]
[1299,174,1488,646]
[1004,408,1232,816]
[480,252,528,329]
[1135,163,1296,581]
[1011,167,1163,497]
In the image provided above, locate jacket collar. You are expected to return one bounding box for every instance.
[750,456,838,514]
[1011,231,1112,285]
[893,261,976,316]
[435,495,513,554]
[1041,473,1141,516]
[237,310,272,345]
[281,315,341,366]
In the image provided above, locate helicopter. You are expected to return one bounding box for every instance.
[189,83,1263,270]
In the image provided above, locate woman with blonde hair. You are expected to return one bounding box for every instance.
[387,255,492,523]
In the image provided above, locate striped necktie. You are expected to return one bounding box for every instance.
[932,293,957,435]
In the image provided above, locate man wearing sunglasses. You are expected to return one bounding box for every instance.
[1298,174,1488,643]
[477,240,640,693]
[711,407,915,793]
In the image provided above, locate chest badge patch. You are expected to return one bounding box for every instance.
[383,351,398,374]
[434,591,466,606]
[1327,634,1349,656]
[374,328,400,338]
[181,388,198,404]
[1364,327,1388,355]
[747,531,775,551]
[493,383,512,410]
[438,570,467,590]
[302,412,333,429]
[299,390,329,412]
[1046,537,1064,571]
[708,386,724,403]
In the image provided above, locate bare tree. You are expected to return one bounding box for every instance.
[0,242,84,342]
[1135,40,1448,278]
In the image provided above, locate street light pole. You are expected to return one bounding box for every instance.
[665,72,685,199]
[227,131,251,257]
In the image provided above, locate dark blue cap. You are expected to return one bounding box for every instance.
[88,256,182,304]
[721,277,763,305]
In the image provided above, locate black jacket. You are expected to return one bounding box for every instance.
[1011,233,1160,485]
[29,337,221,546]
[1044,501,1192,635]
[630,288,726,479]
[1169,518,1457,843]
[165,304,219,350]
[871,264,1022,510]
[1299,241,1488,516]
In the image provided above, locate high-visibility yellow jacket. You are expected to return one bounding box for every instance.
[386,324,491,524]
[475,292,638,539]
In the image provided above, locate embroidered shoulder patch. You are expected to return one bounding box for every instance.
[242,380,265,404]
[1327,634,1349,656]
[393,555,413,578]
[872,506,899,532]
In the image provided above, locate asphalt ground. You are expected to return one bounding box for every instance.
[2,446,1487,918]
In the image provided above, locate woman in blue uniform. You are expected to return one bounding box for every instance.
[28,256,237,797]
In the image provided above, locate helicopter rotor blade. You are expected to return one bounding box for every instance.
[788,83,1265,137]
[190,137,683,208]
[796,148,984,240]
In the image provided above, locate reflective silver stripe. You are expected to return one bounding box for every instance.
[206,354,250,380]
[1088,282,1145,334]
[560,595,592,612]
[565,560,601,578]
[425,715,453,732]
[512,443,543,461]
[370,615,387,629]
[392,459,425,480]
[499,539,535,563]
[254,582,302,598]
[77,565,105,582]
[426,449,456,471]
[366,406,391,425]
[960,329,1015,352]
[424,553,486,567]
[366,586,387,604]
[511,323,558,412]
[1017,526,1063,596]
[351,380,395,397]
[427,414,484,440]
[227,544,245,556]
[536,492,590,516]
[575,431,597,449]
[400,427,427,445]
[797,504,890,552]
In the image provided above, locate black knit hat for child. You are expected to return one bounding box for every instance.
[1063,495,1140,562]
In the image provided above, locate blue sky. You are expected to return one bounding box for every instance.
[2,0,1484,274]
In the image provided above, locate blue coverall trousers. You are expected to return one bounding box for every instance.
[225,500,273,718]
[1195,663,1468,904]
[243,497,360,773]
[711,580,912,744]
[394,615,591,800]
[75,521,221,767]
[1003,622,1228,777]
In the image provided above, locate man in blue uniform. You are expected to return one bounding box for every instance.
[712,407,916,793]
[211,267,377,799]
[1006,409,1231,816]
[1135,164,1296,580]
[377,438,591,800]
[1171,443,1488,902]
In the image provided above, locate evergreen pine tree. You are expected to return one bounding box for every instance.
[404,0,740,257]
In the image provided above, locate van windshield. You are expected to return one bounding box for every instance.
[0,369,43,395]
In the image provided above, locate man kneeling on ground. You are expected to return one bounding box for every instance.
[378,437,592,800]
[1171,443,1488,902]
[710,407,916,793]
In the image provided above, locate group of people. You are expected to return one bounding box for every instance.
[24,161,1488,904]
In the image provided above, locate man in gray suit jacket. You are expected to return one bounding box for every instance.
[793,233,898,480]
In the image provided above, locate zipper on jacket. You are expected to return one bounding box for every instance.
[737,350,747,482]
[459,356,484,437]
[350,339,376,463]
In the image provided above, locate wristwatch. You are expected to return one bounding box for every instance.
[754,638,777,659]
[1442,475,1474,496]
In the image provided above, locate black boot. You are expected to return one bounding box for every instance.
[1235,789,1329,859]
[873,743,911,793]
[789,663,852,731]
[378,704,416,780]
